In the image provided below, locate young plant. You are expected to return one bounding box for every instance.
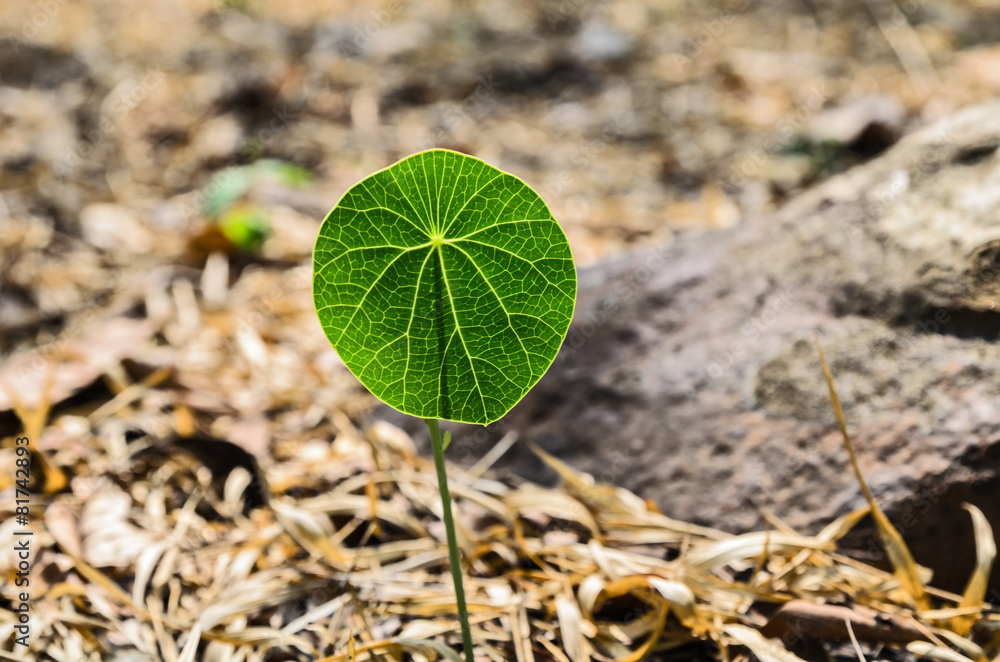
[312,149,577,660]
[203,159,313,252]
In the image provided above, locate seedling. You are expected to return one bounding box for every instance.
[202,159,313,252]
[312,149,577,660]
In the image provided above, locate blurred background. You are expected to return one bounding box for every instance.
[4,0,1000,274]
[4,0,1000,462]
[5,0,1000,443]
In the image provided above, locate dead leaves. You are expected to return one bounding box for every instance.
[3,389,1000,661]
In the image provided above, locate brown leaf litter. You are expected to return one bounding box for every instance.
[0,181,997,662]
[0,319,998,660]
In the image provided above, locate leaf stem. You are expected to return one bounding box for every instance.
[425,418,475,662]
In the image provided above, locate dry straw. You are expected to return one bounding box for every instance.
[2,329,997,661]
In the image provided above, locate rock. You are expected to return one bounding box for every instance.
[389,101,1000,594]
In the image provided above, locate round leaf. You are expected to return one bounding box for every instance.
[313,149,577,425]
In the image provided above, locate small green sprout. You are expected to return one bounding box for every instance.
[203,159,312,252]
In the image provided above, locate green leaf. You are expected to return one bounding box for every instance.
[313,149,577,425]
[219,205,270,251]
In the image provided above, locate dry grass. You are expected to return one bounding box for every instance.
[0,227,998,660]
[1,345,998,660]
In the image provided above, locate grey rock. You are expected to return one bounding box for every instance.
[390,101,1000,594]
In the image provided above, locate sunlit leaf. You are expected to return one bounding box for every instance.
[313,149,576,425]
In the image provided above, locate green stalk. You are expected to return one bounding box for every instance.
[425,418,475,662]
